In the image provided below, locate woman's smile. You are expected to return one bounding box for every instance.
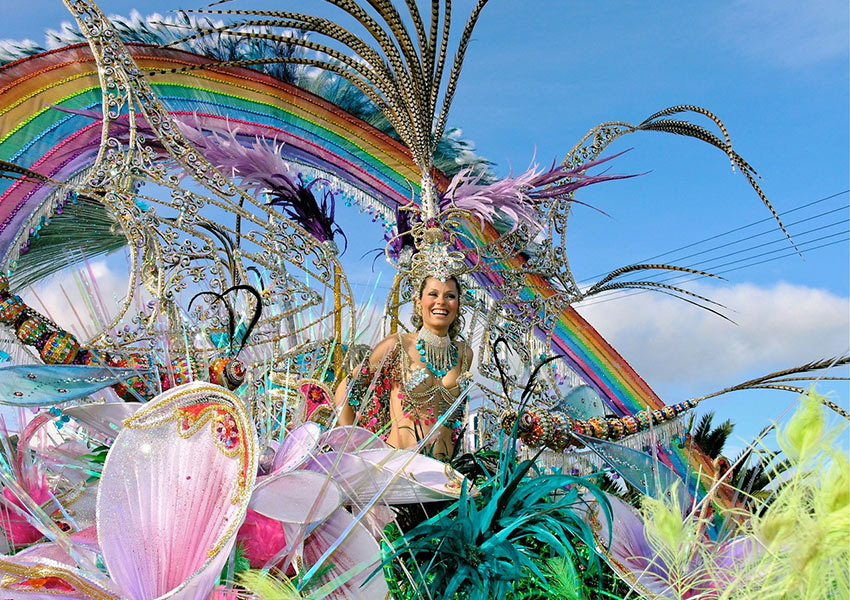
[420,278,459,334]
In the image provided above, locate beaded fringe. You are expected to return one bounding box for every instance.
[515,417,684,475]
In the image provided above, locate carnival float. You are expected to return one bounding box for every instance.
[0,1,846,598]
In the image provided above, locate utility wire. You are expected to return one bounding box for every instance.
[598,216,849,288]
[624,206,848,271]
[577,189,849,283]
[580,231,849,304]
[576,236,849,309]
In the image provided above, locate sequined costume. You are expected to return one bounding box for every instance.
[347,333,472,455]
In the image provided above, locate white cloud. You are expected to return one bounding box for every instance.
[718,0,848,68]
[575,281,850,394]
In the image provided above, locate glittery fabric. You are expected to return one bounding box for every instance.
[346,347,399,436]
[347,338,471,444]
[97,382,257,599]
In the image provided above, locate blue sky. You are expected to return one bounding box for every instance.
[5,0,849,450]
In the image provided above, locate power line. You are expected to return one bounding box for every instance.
[609,217,849,287]
[574,215,848,302]
[577,189,849,283]
[582,231,849,304]
[575,236,849,309]
[345,190,849,311]
[630,206,848,271]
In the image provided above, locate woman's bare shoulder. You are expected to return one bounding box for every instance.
[370,333,409,361]
[458,339,474,365]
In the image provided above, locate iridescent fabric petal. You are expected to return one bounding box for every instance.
[319,426,390,453]
[306,448,469,504]
[270,422,321,474]
[300,508,389,600]
[575,432,691,510]
[96,382,257,600]
[251,470,342,524]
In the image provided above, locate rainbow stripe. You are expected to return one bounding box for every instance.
[0,43,662,418]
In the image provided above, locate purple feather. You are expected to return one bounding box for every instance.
[173,120,348,251]
[439,152,637,232]
[386,203,415,261]
[50,107,347,251]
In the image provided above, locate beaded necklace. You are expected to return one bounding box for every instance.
[414,328,458,377]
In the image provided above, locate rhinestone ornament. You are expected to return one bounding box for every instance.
[0,295,24,325]
[40,330,80,364]
[16,316,48,345]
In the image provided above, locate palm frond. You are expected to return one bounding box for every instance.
[8,195,125,292]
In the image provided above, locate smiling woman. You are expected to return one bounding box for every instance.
[336,276,474,460]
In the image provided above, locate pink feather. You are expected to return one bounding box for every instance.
[440,152,637,232]
[237,509,289,569]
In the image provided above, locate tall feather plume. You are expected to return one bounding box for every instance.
[692,356,850,419]
[565,105,796,252]
[150,0,493,181]
[1,12,488,176]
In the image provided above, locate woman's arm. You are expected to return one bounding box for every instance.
[333,335,397,425]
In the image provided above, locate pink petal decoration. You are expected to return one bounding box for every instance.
[270,422,321,474]
[68,526,100,554]
[306,448,469,505]
[319,426,389,453]
[251,470,342,524]
[360,505,395,540]
[62,403,143,440]
[96,382,257,600]
[301,508,389,600]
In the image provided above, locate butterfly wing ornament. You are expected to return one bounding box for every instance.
[0,365,152,407]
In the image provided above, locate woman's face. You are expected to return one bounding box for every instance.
[419,278,459,335]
